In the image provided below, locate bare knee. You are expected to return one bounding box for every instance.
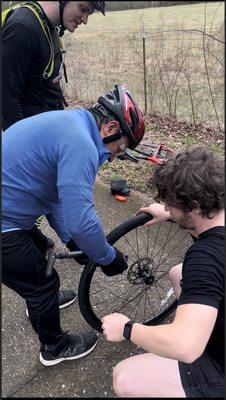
[169,264,179,282]
[113,361,133,397]
[169,263,182,299]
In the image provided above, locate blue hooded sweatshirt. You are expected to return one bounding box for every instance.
[2,108,116,265]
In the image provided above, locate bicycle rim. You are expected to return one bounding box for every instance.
[78,213,193,332]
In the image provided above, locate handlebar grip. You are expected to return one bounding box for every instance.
[56,251,83,259]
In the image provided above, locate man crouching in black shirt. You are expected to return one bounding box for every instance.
[101,146,224,398]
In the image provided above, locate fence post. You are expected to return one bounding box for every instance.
[141,25,147,113]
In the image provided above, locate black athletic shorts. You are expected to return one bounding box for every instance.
[178,352,224,398]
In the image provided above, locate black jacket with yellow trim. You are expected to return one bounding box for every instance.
[2,5,65,130]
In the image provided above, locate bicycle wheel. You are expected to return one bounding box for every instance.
[78,212,193,332]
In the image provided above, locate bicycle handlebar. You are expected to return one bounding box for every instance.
[46,249,83,277]
[56,251,83,259]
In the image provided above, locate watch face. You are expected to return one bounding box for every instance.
[123,321,133,340]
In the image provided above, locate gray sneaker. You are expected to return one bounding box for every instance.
[58,289,76,309]
[40,332,98,366]
[26,289,76,317]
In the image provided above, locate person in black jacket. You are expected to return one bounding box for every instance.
[2,1,106,130]
[2,0,107,315]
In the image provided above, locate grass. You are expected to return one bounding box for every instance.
[63,2,224,194]
[63,2,224,127]
[71,2,224,35]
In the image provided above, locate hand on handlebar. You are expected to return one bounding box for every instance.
[99,247,128,277]
[66,239,90,265]
[136,203,171,227]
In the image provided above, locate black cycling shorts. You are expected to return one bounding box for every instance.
[178,352,224,398]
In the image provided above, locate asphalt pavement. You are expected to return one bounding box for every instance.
[2,181,151,398]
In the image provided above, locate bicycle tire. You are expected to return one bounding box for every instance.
[78,212,192,332]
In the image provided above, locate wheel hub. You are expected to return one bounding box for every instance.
[127,257,155,285]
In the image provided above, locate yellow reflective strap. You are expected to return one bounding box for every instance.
[2,9,10,26]
[35,215,45,229]
[3,1,65,80]
[21,3,54,78]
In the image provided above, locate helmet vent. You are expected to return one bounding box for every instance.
[129,109,138,131]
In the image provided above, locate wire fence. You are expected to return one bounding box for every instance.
[62,25,224,129]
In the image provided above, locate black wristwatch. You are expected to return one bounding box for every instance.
[123,320,134,341]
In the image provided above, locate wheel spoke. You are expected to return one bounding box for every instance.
[152,232,191,274]
[149,224,161,259]
[151,223,175,265]
[80,218,192,330]
[90,270,136,296]
[116,285,150,314]
[146,290,156,318]
[153,280,164,303]
[146,228,150,259]
[92,282,142,315]
[132,285,146,320]
[122,235,139,259]
[143,288,147,322]
[135,228,140,258]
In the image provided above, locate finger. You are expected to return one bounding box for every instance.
[101,321,106,329]
[144,219,157,227]
[136,207,149,215]
[135,209,142,216]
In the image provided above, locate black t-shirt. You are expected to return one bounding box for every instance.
[178,226,224,371]
[2,5,65,130]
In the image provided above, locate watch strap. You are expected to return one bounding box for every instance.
[123,320,134,340]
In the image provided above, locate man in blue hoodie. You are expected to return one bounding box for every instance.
[2,84,145,366]
[2,1,108,311]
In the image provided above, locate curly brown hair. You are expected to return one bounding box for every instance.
[151,146,224,218]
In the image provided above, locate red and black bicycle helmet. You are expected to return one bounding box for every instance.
[97,84,145,150]
[59,1,106,36]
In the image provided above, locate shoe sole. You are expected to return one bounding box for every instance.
[58,297,76,309]
[26,297,76,317]
[39,341,97,366]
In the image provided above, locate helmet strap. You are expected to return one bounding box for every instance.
[59,1,66,36]
[103,131,122,144]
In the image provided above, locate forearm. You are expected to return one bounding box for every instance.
[60,185,115,265]
[131,322,187,361]
[102,305,216,364]
[70,216,115,264]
